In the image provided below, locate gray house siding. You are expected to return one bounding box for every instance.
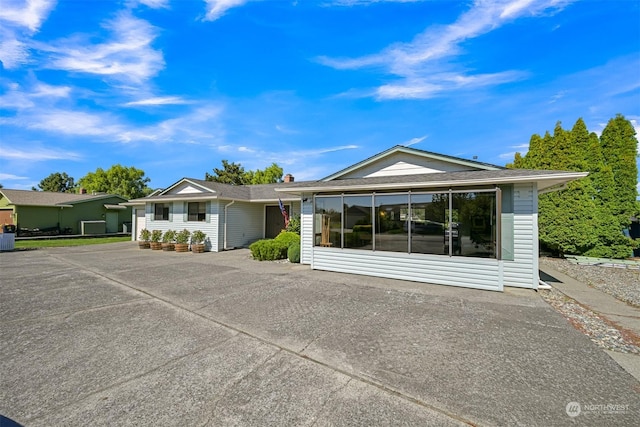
[502,183,538,289]
[141,201,219,251]
[300,195,313,265]
[312,249,503,291]
[223,201,263,250]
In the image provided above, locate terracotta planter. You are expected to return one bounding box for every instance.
[162,243,175,251]
[150,242,163,250]
[175,243,189,252]
[191,243,205,253]
[138,242,150,249]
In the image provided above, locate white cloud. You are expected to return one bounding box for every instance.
[31,82,71,98]
[117,105,225,143]
[0,0,56,32]
[0,172,28,180]
[123,96,191,106]
[136,0,170,8]
[0,81,70,109]
[321,0,575,99]
[329,0,423,5]
[40,12,164,83]
[0,146,81,161]
[23,109,125,137]
[0,35,29,69]
[402,135,427,147]
[203,0,250,21]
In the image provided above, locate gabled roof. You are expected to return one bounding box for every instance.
[276,169,588,194]
[124,178,301,205]
[0,189,126,208]
[322,145,503,181]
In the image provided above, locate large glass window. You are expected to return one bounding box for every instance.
[375,194,408,252]
[344,196,372,249]
[451,192,496,258]
[188,202,206,222]
[314,196,342,247]
[410,193,448,255]
[314,190,499,259]
[154,203,169,221]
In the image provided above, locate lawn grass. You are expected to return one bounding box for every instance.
[15,236,131,249]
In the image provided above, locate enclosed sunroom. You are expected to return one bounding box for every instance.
[276,146,587,292]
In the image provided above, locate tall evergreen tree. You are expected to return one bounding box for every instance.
[509,116,637,258]
[536,121,598,255]
[599,114,639,226]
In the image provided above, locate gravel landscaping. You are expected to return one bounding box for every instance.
[538,257,640,354]
[540,257,640,308]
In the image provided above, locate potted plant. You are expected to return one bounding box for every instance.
[191,230,207,253]
[150,230,163,250]
[162,229,176,251]
[175,229,191,252]
[138,228,151,249]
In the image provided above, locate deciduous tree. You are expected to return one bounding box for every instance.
[78,165,151,199]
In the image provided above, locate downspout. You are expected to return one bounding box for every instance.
[223,200,235,250]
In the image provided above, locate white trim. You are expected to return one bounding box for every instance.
[276,172,588,194]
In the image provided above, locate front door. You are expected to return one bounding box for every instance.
[265,205,289,238]
[106,212,118,233]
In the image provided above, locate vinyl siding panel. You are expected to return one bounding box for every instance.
[502,183,538,289]
[300,194,313,265]
[145,201,220,251]
[223,201,263,249]
[312,249,502,291]
[340,152,480,179]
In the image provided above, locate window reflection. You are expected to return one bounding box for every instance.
[314,190,497,259]
[375,194,408,252]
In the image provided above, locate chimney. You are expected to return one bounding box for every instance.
[79,188,87,194]
[284,174,294,183]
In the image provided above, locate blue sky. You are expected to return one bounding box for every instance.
[1,0,638,192]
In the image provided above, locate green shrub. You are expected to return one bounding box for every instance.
[139,228,150,242]
[191,230,206,244]
[175,229,191,244]
[286,214,300,234]
[162,229,176,243]
[287,241,300,263]
[249,239,288,261]
[274,231,300,248]
[151,230,163,243]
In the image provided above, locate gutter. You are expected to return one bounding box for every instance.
[274,172,588,194]
[224,200,235,250]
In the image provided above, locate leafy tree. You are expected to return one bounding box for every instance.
[205,160,248,185]
[246,163,283,184]
[78,165,152,199]
[37,172,76,193]
[509,116,638,258]
[205,160,284,185]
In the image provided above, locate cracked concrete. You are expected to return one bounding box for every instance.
[1,242,639,426]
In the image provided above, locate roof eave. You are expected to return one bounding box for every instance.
[276,172,588,193]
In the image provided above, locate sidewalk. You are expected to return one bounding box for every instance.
[539,264,640,381]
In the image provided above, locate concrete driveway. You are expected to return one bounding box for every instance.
[1,242,638,426]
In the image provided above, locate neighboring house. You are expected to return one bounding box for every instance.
[0,189,131,236]
[127,146,587,292]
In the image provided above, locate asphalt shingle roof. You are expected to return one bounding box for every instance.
[0,189,125,207]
